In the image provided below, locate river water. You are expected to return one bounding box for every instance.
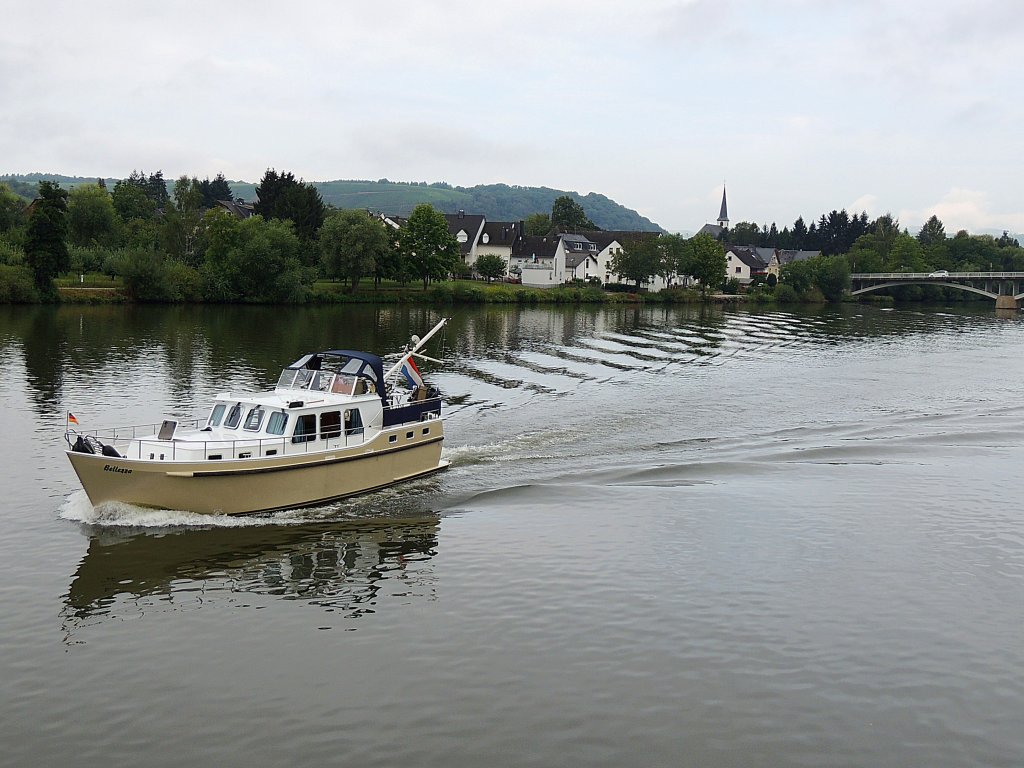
[1,302,1022,767]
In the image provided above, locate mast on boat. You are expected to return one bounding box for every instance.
[383,318,448,385]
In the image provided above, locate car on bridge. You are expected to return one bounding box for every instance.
[928,270,950,277]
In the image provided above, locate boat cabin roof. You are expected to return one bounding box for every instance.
[286,350,385,392]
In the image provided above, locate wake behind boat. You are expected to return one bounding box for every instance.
[65,319,450,515]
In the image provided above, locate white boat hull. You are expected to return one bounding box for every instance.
[67,426,445,515]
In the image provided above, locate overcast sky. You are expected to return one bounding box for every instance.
[3,1,1022,235]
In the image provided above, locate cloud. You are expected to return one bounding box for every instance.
[900,188,1024,234]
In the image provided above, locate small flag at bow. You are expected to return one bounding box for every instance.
[401,357,424,389]
[67,412,79,425]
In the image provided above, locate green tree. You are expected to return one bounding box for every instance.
[67,183,117,247]
[474,253,506,282]
[812,255,851,301]
[846,234,885,273]
[887,232,926,272]
[0,183,26,232]
[112,178,156,221]
[24,181,70,299]
[611,236,661,288]
[162,176,204,266]
[199,173,234,208]
[319,209,391,292]
[685,233,726,296]
[399,204,460,289]
[661,233,689,283]
[202,214,309,302]
[781,259,815,295]
[551,195,596,231]
[917,215,946,247]
[524,212,551,236]
[728,221,761,245]
[254,169,326,247]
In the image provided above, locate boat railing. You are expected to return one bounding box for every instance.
[67,421,373,462]
[68,419,204,444]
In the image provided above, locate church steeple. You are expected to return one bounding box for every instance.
[717,185,729,228]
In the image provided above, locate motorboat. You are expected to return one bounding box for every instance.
[65,319,450,515]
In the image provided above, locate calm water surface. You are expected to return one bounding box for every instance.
[1,302,1022,767]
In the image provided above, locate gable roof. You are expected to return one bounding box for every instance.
[563,229,660,250]
[696,223,725,239]
[776,249,820,265]
[443,212,485,255]
[726,246,766,270]
[512,234,558,259]
[216,199,255,219]
[480,220,520,246]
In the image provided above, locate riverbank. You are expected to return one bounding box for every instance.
[45,280,754,306]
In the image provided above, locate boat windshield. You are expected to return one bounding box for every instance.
[277,369,316,390]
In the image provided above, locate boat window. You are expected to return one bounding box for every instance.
[224,403,243,429]
[292,414,316,443]
[293,370,314,390]
[331,375,356,395]
[267,412,288,435]
[276,370,296,389]
[243,407,265,431]
[345,408,364,437]
[316,373,334,393]
[208,403,226,427]
[320,411,342,440]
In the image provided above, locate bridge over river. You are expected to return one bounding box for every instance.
[850,272,1024,309]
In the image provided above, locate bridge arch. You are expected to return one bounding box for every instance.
[850,281,997,300]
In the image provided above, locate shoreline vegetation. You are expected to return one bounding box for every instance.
[48,277,899,307]
[2,171,1019,308]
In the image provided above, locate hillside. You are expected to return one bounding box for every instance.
[2,173,664,232]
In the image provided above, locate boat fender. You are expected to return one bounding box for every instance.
[101,444,122,458]
[73,435,95,454]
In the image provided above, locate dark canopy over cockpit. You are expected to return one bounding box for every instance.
[287,350,387,397]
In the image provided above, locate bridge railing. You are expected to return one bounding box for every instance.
[851,272,1024,279]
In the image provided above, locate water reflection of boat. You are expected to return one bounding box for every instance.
[65,320,449,514]
[64,514,440,620]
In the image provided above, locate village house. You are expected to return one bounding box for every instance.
[724,246,766,285]
[511,234,561,287]
[380,209,668,288]
[475,220,521,275]
[443,211,486,268]
[766,249,820,277]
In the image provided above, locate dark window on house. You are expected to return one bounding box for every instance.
[292,414,316,443]
[320,410,342,440]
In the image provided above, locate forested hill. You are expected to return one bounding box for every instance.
[1,174,664,232]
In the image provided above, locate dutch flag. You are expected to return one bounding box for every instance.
[401,357,424,389]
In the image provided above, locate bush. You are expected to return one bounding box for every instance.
[773,284,799,303]
[68,245,111,275]
[0,264,40,302]
[0,237,25,266]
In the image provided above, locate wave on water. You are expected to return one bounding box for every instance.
[59,490,344,529]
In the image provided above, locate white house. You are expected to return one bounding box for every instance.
[443,211,486,268]
[511,234,561,287]
[724,246,767,285]
[475,221,520,275]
